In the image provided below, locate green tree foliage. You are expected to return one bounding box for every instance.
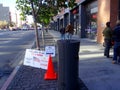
[9,21,16,27]
[0,21,8,29]
[57,0,76,9]
[16,0,77,25]
[16,0,77,49]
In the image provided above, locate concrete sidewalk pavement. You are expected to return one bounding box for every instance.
[49,30,120,90]
[2,30,120,90]
[49,30,80,41]
[2,30,87,90]
[79,39,120,90]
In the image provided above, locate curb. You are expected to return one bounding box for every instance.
[1,66,20,90]
[1,39,36,90]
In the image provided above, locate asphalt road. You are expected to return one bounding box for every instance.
[0,30,37,88]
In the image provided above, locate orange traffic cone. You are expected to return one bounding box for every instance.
[44,55,57,80]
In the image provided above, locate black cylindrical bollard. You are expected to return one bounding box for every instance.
[57,40,80,90]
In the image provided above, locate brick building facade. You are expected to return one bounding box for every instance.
[97,0,118,43]
[52,0,119,44]
[80,0,118,43]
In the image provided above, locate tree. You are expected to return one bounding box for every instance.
[9,21,16,27]
[16,0,77,49]
[0,21,8,29]
[16,0,76,24]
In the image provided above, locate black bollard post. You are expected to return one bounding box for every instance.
[57,40,80,90]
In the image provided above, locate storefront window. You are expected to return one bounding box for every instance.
[72,7,79,35]
[74,14,79,35]
[86,1,98,40]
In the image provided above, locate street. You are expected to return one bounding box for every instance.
[0,30,36,88]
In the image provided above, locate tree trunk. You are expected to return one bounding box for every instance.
[31,1,40,50]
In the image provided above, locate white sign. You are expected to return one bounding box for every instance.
[23,49,49,69]
[91,7,98,14]
[45,46,55,57]
[64,8,70,14]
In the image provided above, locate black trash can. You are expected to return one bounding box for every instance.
[57,40,80,90]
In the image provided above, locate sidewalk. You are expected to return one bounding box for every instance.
[2,30,120,90]
[79,39,120,90]
[50,30,120,90]
[2,31,58,90]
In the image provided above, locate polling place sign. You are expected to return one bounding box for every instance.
[23,49,49,69]
[45,46,55,57]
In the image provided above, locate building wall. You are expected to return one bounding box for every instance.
[110,0,118,28]
[97,0,118,43]
[54,0,119,44]
[97,0,110,43]
[0,4,9,22]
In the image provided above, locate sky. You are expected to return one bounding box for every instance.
[0,0,33,25]
[0,0,16,11]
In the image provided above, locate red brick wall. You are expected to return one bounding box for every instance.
[97,0,110,43]
[110,0,118,29]
[97,0,118,43]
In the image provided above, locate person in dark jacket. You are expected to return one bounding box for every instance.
[60,27,65,40]
[112,20,120,64]
[102,22,113,58]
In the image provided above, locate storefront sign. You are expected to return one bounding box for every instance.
[72,9,78,14]
[64,8,70,14]
[91,7,98,14]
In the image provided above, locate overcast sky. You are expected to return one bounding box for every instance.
[0,0,33,24]
[0,0,16,11]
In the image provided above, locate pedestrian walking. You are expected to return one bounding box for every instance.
[102,21,113,58]
[59,27,65,40]
[65,23,74,39]
[112,20,120,64]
